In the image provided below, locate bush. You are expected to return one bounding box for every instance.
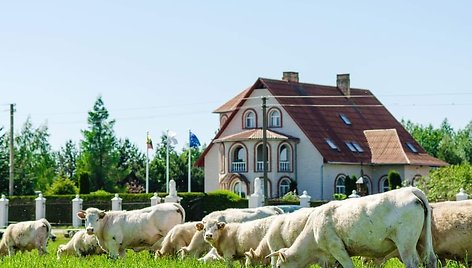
[46,178,78,195]
[281,191,299,202]
[388,170,402,190]
[333,193,347,200]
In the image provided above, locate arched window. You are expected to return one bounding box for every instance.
[279,144,291,172]
[231,145,246,172]
[269,109,281,127]
[255,144,270,172]
[232,180,246,198]
[279,178,291,197]
[380,175,389,193]
[244,110,256,129]
[335,174,346,194]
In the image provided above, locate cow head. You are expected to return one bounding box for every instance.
[202,220,225,243]
[77,208,106,235]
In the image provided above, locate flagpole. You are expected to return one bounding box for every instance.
[146,132,149,194]
[166,129,170,193]
[146,145,149,193]
[188,129,191,193]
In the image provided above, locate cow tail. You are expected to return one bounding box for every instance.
[411,187,437,268]
[173,203,186,223]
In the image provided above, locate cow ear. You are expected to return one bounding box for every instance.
[217,222,226,229]
[98,210,106,219]
[195,222,204,231]
[77,210,86,220]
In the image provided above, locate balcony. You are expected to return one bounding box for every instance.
[231,161,246,172]
[256,161,271,172]
[279,161,291,172]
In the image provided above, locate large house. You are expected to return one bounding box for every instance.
[196,72,446,200]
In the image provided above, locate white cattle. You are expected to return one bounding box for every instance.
[0,218,52,256]
[154,221,198,258]
[268,187,437,268]
[430,200,472,263]
[244,207,316,267]
[77,203,185,259]
[202,215,279,266]
[178,206,283,259]
[56,230,105,259]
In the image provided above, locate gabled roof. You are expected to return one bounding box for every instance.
[196,76,447,167]
[214,129,298,143]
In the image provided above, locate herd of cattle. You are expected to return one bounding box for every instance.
[0,187,471,268]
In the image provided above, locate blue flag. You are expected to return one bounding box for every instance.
[189,131,201,148]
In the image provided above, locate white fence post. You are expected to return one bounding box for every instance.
[165,180,181,203]
[456,188,468,201]
[249,177,264,208]
[150,192,161,206]
[299,190,311,208]
[72,194,83,228]
[348,190,360,198]
[111,194,122,211]
[0,194,9,227]
[35,193,46,220]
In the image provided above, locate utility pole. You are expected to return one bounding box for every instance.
[9,104,15,196]
[262,97,268,205]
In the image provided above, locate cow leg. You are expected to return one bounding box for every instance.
[7,246,15,257]
[325,239,354,268]
[392,237,420,268]
[104,240,120,259]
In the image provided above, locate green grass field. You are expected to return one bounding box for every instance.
[0,235,468,268]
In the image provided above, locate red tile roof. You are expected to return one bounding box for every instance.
[196,76,447,167]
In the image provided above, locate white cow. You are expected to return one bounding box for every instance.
[0,218,52,256]
[154,221,198,258]
[244,207,316,267]
[56,230,105,259]
[268,187,437,268]
[202,215,280,266]
[178,206,283,259]
[77,203,185,259]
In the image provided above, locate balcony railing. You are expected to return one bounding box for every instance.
[256,161,269,172]
[231,161,246,172]
[279,161,291,172]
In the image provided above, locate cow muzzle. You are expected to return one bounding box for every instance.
[86,226,94,235]
[204,233,213,240]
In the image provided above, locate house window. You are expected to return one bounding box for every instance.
[326,138,339,150]
[269,109,281,127]
[279,144,291,172]
[345,141,363,153]
[256,144,270,172]
[232,181,246,198]
[279,178,291,197]
[244,110,256,129]
[380,175,389,192]
[231,145,246,172]
[406,142,418,153]
[335,175,346,194]
[339,114,351,125]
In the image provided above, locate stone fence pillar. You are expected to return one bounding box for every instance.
[0,194,9,227]
[456,188,469,201]
[72,194,83,228]
[299,190,311,207]
[35,193,46,220]
[150,192,161,206]
[111,193,122,211]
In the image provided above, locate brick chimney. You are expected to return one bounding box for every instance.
[337,73,350,97]
[282,71,299,83]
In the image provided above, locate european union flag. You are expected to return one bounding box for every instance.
[189,131,201,148]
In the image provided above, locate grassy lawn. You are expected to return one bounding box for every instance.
[0,234,468,267]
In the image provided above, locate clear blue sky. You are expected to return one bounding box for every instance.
[1,1,471,153]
